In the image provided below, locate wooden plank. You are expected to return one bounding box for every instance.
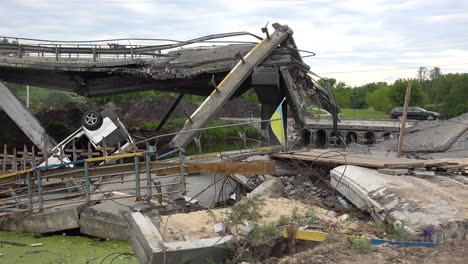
[187,161,275,175]
[272,150,451,169]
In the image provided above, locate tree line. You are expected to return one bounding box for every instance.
[317,67,468,119]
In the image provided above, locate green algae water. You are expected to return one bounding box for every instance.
[0,231,138,264]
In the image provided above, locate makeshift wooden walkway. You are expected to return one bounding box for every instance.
[271,149,466,170]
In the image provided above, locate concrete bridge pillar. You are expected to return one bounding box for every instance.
[253,67,286,146]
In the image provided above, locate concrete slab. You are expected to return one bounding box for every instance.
[129,212,233,264]
[0,205,79,233]
[79,200,132,240]
[331,165,468,242]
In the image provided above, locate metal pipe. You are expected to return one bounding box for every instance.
[84,161,90,202]
[145,154,152,201]
[179,150,186,195]
[36,170,43,212]
[134,156,140,200]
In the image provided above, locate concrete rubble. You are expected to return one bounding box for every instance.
[371,112,468,158]
[331,165,468,242]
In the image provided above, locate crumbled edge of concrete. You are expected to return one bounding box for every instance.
[129,212,233,264]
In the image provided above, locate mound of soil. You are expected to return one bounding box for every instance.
[265,235,468,264]
[215,97,260,118]
[116,96,198,127]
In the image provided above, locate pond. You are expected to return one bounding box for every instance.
[0,231,138,264]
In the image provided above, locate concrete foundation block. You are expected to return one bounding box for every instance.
[129,212,233,264]
[1,206,79,233]
[79,202,130,240]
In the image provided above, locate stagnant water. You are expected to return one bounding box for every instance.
[0,231,138,263]
[0,139,258,263]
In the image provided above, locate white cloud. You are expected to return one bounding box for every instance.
[0,0,467,86]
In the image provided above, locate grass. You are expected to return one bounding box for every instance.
[347,235,371,253]
[140,118,259,141]
[8,84,87,113]
[340,108,389,119]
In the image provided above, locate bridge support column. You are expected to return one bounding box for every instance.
[253,67,286,146]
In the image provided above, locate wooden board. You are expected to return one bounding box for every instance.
[271,149,458,169]
[187,161,275,175]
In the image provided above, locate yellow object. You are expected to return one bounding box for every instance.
[270,98,286,146]
[85,152,142,162]
[282,228,329,242]
[0,168,34,179]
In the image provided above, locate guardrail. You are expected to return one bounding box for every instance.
[0,148,186,216]
[0,32,261,62]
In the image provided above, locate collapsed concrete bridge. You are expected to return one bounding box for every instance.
[0,23,339,149]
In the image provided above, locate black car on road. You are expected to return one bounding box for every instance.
[390,107,440,120]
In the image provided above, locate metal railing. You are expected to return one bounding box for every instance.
[0,32,261,62]
[0,148,186,216]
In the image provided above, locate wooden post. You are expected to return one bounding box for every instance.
[397,82,412,158]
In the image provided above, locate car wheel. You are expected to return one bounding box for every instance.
[82,110,103,130]
[427,114,435,121]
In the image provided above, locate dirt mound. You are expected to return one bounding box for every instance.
[117,96,198,126]
[266,235,468,264]
[215,97,260,118]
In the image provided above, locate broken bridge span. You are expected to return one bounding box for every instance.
[0,23,339,150]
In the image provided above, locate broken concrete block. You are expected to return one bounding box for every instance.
[331,165,468,242]
[248,178,284,198]
[377,168,409,175]
[338,214,350,222]
[239,225,254,236]
[326,211,337,218]
[213,223,225,233]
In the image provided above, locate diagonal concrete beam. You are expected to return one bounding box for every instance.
[169,24,293,149]
[0,82,55,150]
[280,67,305,129]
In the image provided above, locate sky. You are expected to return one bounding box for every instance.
[1,0,467,86]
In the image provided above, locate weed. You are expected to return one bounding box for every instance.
[304,208,316,224]
[277,215,291,226]
[260,222,277,237]
[206,257,223,264]
[383,217,410,241]
[347,235,371,253]
[249,222,278,242]
[140,121,160,129]
[291,207,300,220]
[223,195,264,231]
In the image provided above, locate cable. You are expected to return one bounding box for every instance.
[109,253,137,264]
[99,252,135,264]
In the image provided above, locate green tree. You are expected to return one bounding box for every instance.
[365,86,393,112]
[387,79,427,107]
